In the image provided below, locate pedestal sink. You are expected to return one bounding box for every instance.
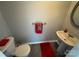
[56,30,79,56]
[56,31,79,46]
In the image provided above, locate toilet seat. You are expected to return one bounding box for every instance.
[15,44,30,57]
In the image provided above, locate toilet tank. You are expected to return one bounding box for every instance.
[1,37,15,56]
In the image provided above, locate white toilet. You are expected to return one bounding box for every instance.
[2,37,31,57]
[14,43,30,57]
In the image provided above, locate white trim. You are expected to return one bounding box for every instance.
[27,40,59,45]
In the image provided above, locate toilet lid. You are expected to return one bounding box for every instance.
[15,44,30,57]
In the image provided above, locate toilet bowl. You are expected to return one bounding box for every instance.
[14,44,31,57]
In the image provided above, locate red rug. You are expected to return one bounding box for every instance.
[40,42,56,57]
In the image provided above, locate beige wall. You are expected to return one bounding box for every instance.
[0,1,71,43]
[63,1,79,39]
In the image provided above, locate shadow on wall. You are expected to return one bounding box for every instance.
[0,11,11,39]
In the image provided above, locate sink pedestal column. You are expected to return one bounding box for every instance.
[57,42,73,56]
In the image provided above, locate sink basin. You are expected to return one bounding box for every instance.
[56,31,79,46]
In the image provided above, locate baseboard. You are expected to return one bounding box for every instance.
[27,40,59,45]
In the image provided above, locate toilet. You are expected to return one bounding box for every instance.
[14,44,30,57]
[2,37,31,57]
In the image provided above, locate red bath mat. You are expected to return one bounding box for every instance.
[40,42,56,57]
